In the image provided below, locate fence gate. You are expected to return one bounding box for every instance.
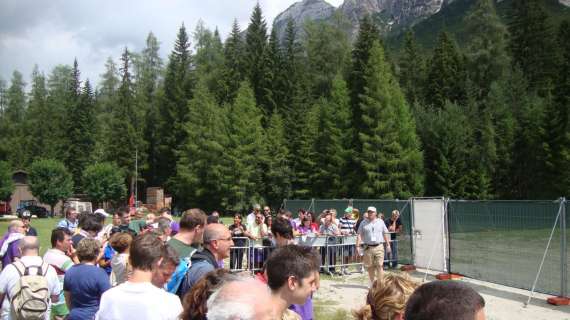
[411,198,448,272]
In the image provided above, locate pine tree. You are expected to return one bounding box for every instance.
[425,32,467,109]
[509,0,556,95]
[304,19,351,97]
[0,71,26,168]
[312,75,351,198]
[106,48,140,189]
[174,81,228,211]
[399,30,426,105]
[464,0,510,100]
[45,65,74,163]
[155,24,194,188]
[544,20,570,196]
[223,81,265,210]
[290,102,318,198]
[23,66,49,166]
[357,42,423,198]
[220,20,245,105]
[262,112,292,207]
[348,15,380,150]
[67,79,96,191]
[193,21,225,101]
[244,4,271,116]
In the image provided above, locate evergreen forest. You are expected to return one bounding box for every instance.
[0,0,568,212]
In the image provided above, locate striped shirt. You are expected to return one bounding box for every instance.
[43,248,74,308]
[339,217,356,235]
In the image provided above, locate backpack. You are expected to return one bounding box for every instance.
[166,255,193,294]
[9,261,50,320]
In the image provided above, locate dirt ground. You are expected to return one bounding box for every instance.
[313,268,570,320]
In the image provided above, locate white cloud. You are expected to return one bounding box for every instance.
[0,0,346,87]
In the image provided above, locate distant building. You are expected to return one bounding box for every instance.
[9,170,62,215]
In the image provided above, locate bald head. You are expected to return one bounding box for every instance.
[207,277,273,320]
[203,223,229,244]
[9,220,25,234]
[19,236,40,256]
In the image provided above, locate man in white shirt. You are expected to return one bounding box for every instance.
[0,236,60,320]
[96,233,182,320]
[246,204,262,226]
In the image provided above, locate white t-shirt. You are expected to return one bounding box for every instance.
[0,255,60,320]
[95,282,182,320]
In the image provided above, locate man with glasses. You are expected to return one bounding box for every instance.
[356,206,391,288]
[178,224,234,298]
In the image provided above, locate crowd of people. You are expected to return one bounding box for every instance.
[0,206,486,320]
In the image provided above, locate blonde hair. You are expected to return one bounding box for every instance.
[353,273,419,320]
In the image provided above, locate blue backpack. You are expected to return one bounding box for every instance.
[166,254,193,294]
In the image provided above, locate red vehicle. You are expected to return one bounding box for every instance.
[0,201,11,216]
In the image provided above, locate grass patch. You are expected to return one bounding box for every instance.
[0,217,68,255]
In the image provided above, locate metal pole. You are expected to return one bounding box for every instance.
[561,197,567,297]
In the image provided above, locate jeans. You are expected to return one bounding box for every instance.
[385,240,398,268]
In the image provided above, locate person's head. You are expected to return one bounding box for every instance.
[211,211,220,218]
[380,212,385,220]
[253,204,261,214]
[344,207,353,218]
[203,224,233,260]
[156,217,172,240]
[265,215,273,227]
[297,209,305,220]
[110,232,133,254]
[266,245,320,305]
[255,213,263,225]
[271,217,293,246]
[135,207,148,220]
[51,228,72,251]
[77,212,103,237]
[302,217,312,228]
[206,276,273,320]
[129,232,167,272]
[112,212,121,226]
[8,220,25,235]
[76,238,101,263]
[151,244,179,288]
[263,206,271,216]
[18,236,40,256]
[146,213,156,223]
[392,210,400,220]
[330,209,337,218]
[116,207,131,225]
[21,211,32,227]
[354,273,419,320]
[233,214,242,225]
[179,208,207,241]
[181,269,231,320]
[306,211,315,223]
[159,207,171,217]
[65,207,78,221]
[404,281,486,320]
[323,212,332,225]
[367,207,377,220]
[283,210,293,221]
[207,215,220,225]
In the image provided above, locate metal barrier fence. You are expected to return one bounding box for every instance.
[283,198,569,298]
[283,199,413,266]
[227,235,401,275]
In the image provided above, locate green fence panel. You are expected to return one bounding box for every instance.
[448,200,563,295]
[283,199,314,213]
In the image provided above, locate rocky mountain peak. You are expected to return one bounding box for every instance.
[272,0,336,43]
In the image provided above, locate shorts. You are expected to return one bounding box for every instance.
[363,245,385,268]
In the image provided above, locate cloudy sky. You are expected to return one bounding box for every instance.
[0,0,344,88]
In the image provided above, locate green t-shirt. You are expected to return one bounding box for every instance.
[167,237,197,258]
[128,220,147,235]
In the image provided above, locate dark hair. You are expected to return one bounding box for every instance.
[233,214,242,222]
[50,228,71,248]
[156,217,172,233]
[65,207,76,218]
[129,233,165,271]
[158,207,171,214]
[271,217,293,240]
[207,215,219,225]
[266,245,320,291]
[78,213,103,233]
[76,238,101,262]
[180,208,207,231]
[161,244,180,267]
[404,281,485,320]
[116,207,130,218]
[180,269,230,320]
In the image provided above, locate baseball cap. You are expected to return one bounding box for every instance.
[367,206,377,213]
[21,210,32,219]
[94,208,110,217]
[344,207,353,213]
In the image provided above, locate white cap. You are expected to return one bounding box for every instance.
[94,208,109,217]
[367,206,377,213]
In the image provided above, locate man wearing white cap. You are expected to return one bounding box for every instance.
[355,206,391,287]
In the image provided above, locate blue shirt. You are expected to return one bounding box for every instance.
[102,244,115,275]
[63,264,111,320]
